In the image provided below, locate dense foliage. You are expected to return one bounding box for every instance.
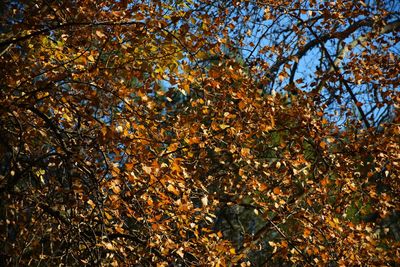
[1,0,399,265]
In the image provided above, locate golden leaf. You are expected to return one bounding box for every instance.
[95,30,106,38]
[87,55,95,62]
[319,141,327,149]
[104,242,115,250]
[104,212,113,221]
[142,165,152,175]
[167,184,180,196]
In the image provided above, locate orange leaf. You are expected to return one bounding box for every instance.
[125,162,134,171]
[319,141,327,149]
[238,101,246,110]
[188,136,200,145]
[304,228,311,238]
[273,187,281,195]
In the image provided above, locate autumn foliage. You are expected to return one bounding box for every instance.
[1,0,399,266]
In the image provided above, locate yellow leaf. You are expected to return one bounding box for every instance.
[270,115,275,129]
[176,248,184,258]
[171,159,182,173]
[87,199,95,208]
[327,137,335,143]
[95,30,106,38]
[241,147,250,157]
[104,242,115,250]
[167,184,180,196]
[328,220,336,228]
[167,143,179,153]
[142,165,152,175]
[87,55,95,62]
[182,83,190,94]
[219,124,230,130]
[104,212,113,221]
[275,161,281,169]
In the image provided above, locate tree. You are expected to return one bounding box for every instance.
[1,0,399,265]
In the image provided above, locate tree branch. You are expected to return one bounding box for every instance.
[0,20,145,48]
[315,19,400,93]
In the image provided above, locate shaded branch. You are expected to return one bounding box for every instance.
[0,20,146,48]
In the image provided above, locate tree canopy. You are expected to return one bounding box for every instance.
[1,0,399,266]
